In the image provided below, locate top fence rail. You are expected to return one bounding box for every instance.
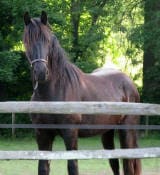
[0,101,160,116]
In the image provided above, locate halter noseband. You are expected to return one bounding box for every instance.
[29,58,48,91]
[30,58,48,67]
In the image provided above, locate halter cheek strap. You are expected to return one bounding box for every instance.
[34,81,39,91]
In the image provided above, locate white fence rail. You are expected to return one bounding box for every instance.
[0,101,159,160]
[0,101,160,115]
[0,148,160,160]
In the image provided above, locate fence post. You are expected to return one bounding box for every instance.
[145,115,149,137]
[12,113,15,138]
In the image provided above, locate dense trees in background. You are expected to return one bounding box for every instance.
[0,0,159,135]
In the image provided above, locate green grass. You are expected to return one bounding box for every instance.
[0,134,159,175]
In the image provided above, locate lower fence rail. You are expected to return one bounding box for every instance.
[0,148,160,160]
[0,124,160,130]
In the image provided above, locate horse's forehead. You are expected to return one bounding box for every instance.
[30,17,40,24]
[24,20,50,40]
[24,18,41,32]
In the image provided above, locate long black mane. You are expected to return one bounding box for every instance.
[48,34,82,87]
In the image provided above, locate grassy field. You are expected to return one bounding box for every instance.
[0,134,159,175]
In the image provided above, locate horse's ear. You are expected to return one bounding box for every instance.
[24,12,31,25]
[41,11,48,25]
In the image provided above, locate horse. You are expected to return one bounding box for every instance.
[23,11,141,175]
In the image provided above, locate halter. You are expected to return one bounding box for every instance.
[28,57,48,91]
[30,58,48,67]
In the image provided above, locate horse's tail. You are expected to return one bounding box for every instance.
[120,77,142,175]
[122,74,140,103]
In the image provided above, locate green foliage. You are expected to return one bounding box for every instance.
[0,52,32,136]
[142,65,160,125]
[0,51,20,82]
[143,65,160,104]
[102,0,143,86]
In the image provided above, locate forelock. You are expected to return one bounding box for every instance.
[23,18,51,47]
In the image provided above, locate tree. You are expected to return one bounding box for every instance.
[142,0,160,126]
[143,0,160,104]
[70,0,109,63]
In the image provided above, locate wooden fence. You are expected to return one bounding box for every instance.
[0,101,160,160]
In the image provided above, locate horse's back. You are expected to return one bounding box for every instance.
[82,67,139,103]
[91,67,120,76]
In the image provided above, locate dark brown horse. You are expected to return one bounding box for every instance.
[23,11,141,175]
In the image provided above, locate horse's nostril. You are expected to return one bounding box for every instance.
[32,62,49,82]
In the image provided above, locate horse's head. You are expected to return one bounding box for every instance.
[23,11,51,83]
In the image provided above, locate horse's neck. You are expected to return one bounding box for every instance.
[34,79,71,101]
[35,36,83,100]
[49,38,82,87]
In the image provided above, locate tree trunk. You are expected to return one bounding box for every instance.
[143,0,160,129]
[70,0,81,63]
[143,0,160,102]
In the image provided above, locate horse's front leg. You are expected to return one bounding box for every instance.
[61,129,79,175]
[36,129,54,175]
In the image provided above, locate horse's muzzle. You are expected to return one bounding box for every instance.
[33,63,49,82]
